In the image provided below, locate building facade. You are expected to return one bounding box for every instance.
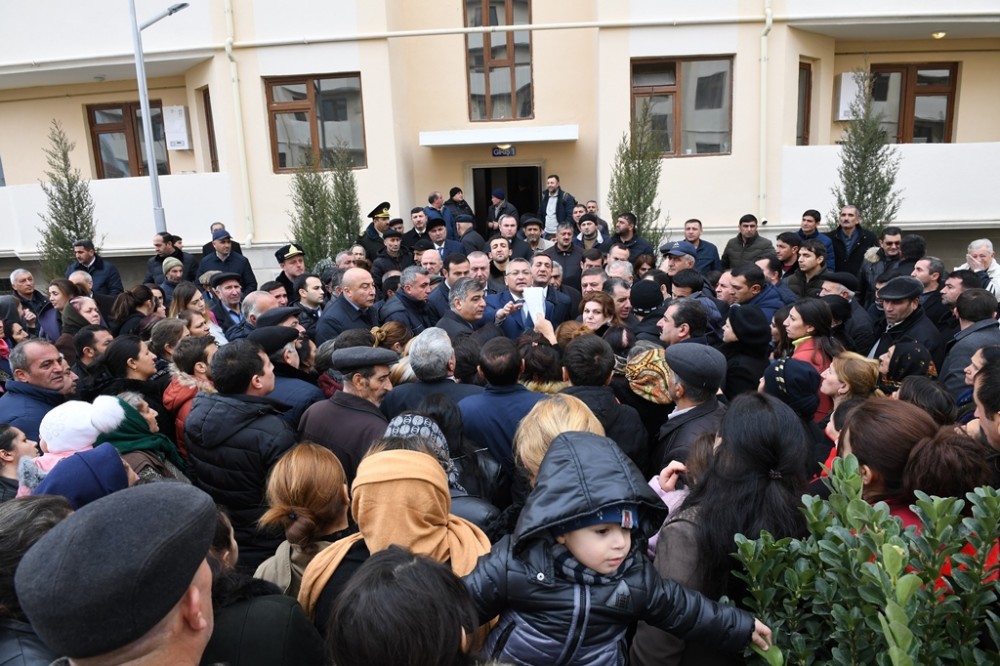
[1,0,998,280]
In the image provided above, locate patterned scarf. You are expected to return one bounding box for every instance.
[552,543,634,586]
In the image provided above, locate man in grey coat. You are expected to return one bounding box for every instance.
[939,289,1000,397]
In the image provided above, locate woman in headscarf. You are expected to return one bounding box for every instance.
[297,444,491,638]
[877,337,937,394]
[95,392,188,483]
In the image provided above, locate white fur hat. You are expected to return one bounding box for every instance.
[38,397,125,453]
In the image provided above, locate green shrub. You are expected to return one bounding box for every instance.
[735,456,1000,665]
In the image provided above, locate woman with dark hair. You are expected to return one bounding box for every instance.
[579,291,618,336]
[602,325,635,378]
[770,305,792,360]
[895,375,957,425]
[169,281,227,345]
[720,303,771,399]
[783,297,844,422]
[148,317,188,366]
[328,545,481,666]
[631,392,807,666]
[517,333,565,393]
[144,284,167,317]
[877,337,936,394]
[0,495,73,662]
[838,398,939,528]
[633,254,656,280]
[84,335,175,443]
[0,426,37,502]
[111,284,155,336]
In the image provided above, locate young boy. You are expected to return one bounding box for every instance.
[464,431,771,665]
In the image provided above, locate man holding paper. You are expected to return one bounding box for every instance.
[489,257,555,340]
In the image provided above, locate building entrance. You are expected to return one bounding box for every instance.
[471,166,541,237]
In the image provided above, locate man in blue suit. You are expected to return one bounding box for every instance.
[427,217,463,260]
[487,258,555,339]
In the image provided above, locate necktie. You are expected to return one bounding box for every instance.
[439,246,446,259]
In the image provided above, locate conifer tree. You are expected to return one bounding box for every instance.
[607,100,668,246]
[36,120,99,281]
[828,69,903,234]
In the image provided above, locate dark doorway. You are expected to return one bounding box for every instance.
[472,166,541,238]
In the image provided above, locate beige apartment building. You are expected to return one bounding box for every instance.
[1,0,998,281]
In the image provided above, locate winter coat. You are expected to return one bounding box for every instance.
[197,251,258,293]
[185,392,296,569]
[859,247,901,306]
[610,234,656,263]
[459,384,544,474]
[464,433,755,666]
[790,337,834,423]
[537,188,577,234]
[0,381,66,442]
[371,247,413,294]
[747,283,786,321]
[842,299,876,354]
[378,290,436,335]
[652,398,726,477]
[940,318,1000,397]
[721,342,770,401]
[786,269,830,299]
[298,391,388,484]
[561,385,648,472]
[379,378,483,421]
[692,240,723,274]
[64,255,124,296]
[357,222,386,261]
[871,306,945,369]
[315,294,376,345]
[144,249,198,285]
[825,226,878,278]
[270,367,325,429]
[721,234,774,271]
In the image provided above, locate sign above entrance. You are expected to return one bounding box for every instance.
[492,145,516,157]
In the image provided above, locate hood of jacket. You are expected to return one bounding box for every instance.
[186,393,288,450]
[512,432,666,553]
[162,372,215,412]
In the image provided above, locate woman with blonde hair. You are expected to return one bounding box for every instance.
[514,394,605,484]
[820,351,883,408]
[255,442,351,597]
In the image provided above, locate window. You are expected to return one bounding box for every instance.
[871,63,957,143]
[265,74,367,171]
[631,58,733,156]
[797,62,812,146]
[465,0,533,121]
[87,102,169,179]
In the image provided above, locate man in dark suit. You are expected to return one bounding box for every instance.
[436,277,500,343]
[198,228,257,293]
[427,217,463,261]
[487,258,555,340]
[315,268,378,344]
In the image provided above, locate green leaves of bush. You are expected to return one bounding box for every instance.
[735,456,1000,665]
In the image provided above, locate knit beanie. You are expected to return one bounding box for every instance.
[728,304,771,347]
[763,358,820,419]
[552,503,639,536]
[38,396,122,453]
[161,256,183,276]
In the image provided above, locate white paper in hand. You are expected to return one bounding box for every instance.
[523,287,546,325]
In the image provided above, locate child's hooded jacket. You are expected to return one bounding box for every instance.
[464,431,754,666]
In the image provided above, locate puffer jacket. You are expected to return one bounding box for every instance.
[464,433,755,666]
[185,392,296,569]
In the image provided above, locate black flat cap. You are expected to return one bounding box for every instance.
[248,324,299,355]
[665,343,726,392]
[825,271,859,293]
[413,239,436,251]
[16,483,216,659]
[426,217,447,230]
[331,347,398,373]
[383,227,403,239]
[210,271,243,289]
[255,306,300,328]
[521,216,543,229]
[367,202,391,219]
[877,276,923,301]
[455,214,475,224]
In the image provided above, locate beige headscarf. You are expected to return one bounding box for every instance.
[298,450,491,617]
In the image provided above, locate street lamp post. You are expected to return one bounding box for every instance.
[129,0,189,234]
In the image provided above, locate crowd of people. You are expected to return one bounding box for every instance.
[0,187,997,664]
